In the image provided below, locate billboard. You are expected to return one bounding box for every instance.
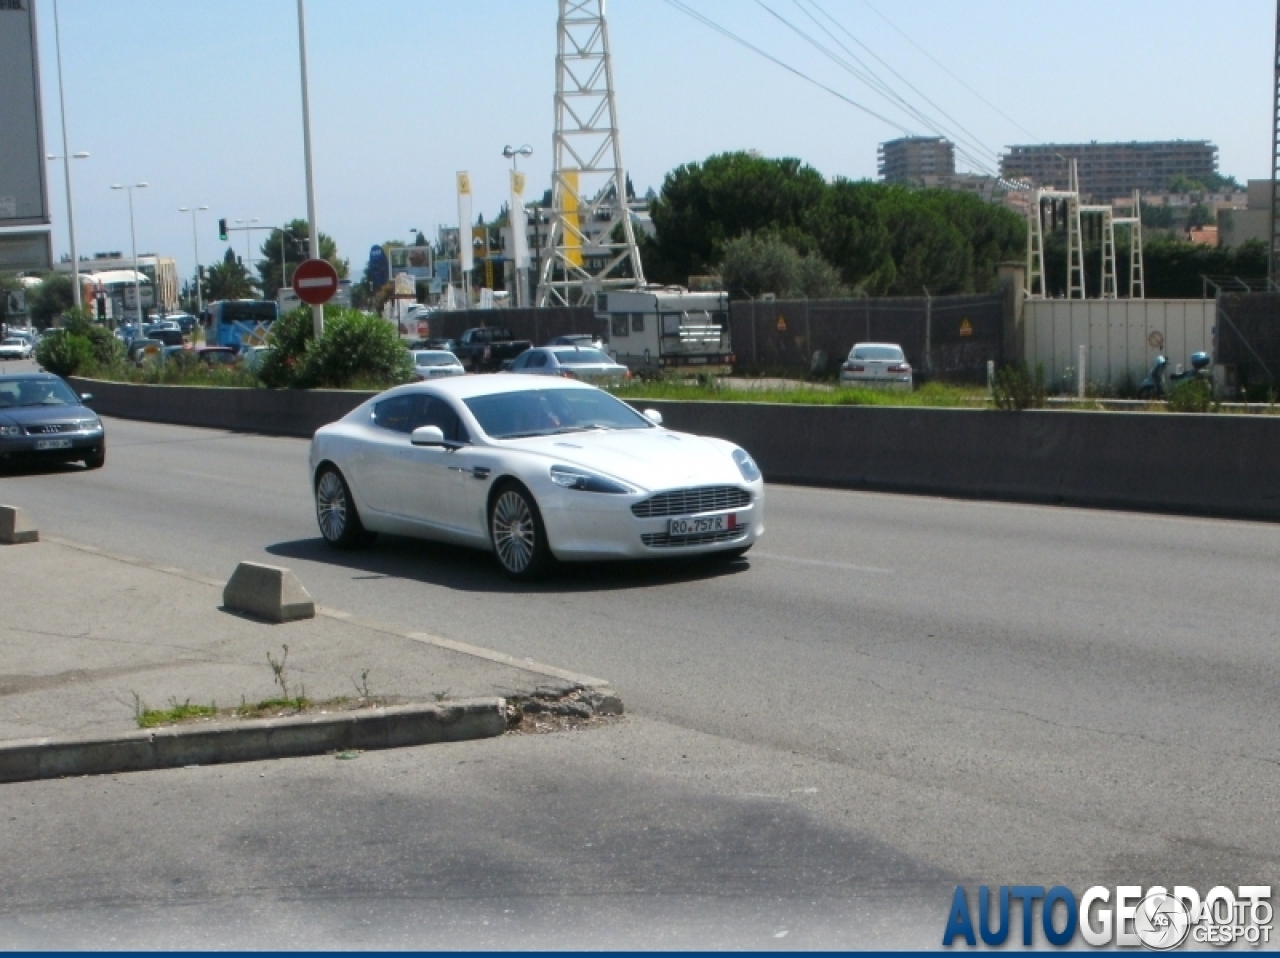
[0,0,50,228]
[0,231,51,271]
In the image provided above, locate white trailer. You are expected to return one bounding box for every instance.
[594,288,733,376]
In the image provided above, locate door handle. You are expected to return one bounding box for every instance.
[471,466,491,480]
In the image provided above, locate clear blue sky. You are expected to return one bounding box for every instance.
[35,0,1276,286]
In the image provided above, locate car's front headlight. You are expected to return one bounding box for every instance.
[732,448,762,482]
[0,426,19,437]
[77,418,102,432]
[549,464,633,494]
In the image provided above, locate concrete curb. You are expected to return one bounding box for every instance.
[223,561,316,622]
[0,505,38,544]
[0,699,506,784]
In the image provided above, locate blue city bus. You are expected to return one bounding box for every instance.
[203,300,279,350]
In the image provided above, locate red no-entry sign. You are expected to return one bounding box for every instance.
[292,258,340,306]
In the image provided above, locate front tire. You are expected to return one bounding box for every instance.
[315,466,372,549]
[84,447,105,470]
[489,481,553,580]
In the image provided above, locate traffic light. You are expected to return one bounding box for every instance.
[218,218,227,241]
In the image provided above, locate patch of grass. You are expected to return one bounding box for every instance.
[614,378,985,407]
[134,696,218,729]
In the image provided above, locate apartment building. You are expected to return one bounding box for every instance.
[999,140,1218,200]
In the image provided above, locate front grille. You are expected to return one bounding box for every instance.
[642,525,750,548]
[24,423,75,435]
[631,485,751,518]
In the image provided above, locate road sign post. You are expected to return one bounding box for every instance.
[292,257,339,306]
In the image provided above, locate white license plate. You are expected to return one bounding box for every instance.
[36,438,72,450]
[668,514,734,536]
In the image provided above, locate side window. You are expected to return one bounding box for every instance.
[509,352,527,370]
[662,312,682,336]
[631,313,645,333]
[529,351,549,368]
[412,396,470,443]
[611,314,629,338]
[372,395,415,433]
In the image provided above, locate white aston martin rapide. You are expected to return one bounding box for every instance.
[308,375,765,578]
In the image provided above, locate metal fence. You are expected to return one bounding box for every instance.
[730,293,1005,381]
[424,292,1006,382]
[1215,292,1280,393]
[426,306,595,345]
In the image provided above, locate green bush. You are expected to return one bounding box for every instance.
[34,330,94,377]
[257,306,412,389]
[34,309,125,377]
[1167,378,1214,413]
[991,363,1047,410]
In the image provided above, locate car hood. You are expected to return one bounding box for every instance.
[0,403,92,426]
[502,428,743,492]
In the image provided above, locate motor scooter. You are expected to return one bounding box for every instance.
[1137,352,1211,399]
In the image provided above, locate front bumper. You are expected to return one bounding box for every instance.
[0,427,104,465]
[539,481,765,560]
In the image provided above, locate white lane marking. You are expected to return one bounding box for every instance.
[752,552,895,575]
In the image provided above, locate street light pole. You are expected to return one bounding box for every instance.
[502,144,533,307]
[179,206,209,313]
[297,0,324,338]
[50,0,84,310]
[111,182,149,330]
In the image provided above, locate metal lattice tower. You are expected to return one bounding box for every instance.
[537,0,645,307]
[1114,190,1145,300]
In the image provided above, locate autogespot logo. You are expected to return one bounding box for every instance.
[942,885,1273,949]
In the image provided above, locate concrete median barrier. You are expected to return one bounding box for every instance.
[222,562,315,622]
[0,699,507,784]
[0,505,37,544]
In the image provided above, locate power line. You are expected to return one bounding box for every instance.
[660,0,913,135]
[857,0,1041,143]
[757,0,997,174]
[795,0,1003,173]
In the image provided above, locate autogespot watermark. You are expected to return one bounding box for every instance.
[942,885,1273,949]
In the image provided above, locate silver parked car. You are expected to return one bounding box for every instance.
[412,350,466,380]
[839,342,913,390]
[506,346,630,386]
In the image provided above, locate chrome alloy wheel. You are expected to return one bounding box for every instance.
[492,490,536,573]
[316,470,349,543]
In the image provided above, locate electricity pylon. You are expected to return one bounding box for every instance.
[537,0,645,307]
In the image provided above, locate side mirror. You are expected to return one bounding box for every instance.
[643,408,663,426]
[410,425,446,446]
[79,393,95,406]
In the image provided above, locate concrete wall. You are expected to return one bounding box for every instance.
[71,377,1280,523]
[68,378,375,439]
[1024,299,1215,392]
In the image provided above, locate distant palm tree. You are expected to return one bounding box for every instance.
[204,251,260,302]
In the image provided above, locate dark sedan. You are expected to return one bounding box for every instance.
[0,373,105,469]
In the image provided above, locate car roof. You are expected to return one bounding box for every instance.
[0,372,61,382]
[413,350,458,358]
[378,372,598,402]
[852,342,904,349]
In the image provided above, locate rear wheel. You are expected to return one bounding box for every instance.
[489,481,553,580]
[315,466,372,549]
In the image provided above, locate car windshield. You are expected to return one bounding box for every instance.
[852,345,904,361]
[414,352,457,366]
[0,378,80,407]
[552,348,612,365]
[464,387,652,439]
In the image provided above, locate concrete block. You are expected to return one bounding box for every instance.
[0,505,38,544]
[222,561,315,622]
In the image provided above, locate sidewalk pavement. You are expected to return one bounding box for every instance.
[0,533,618,781]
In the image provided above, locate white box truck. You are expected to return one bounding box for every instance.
[594,287,733,376]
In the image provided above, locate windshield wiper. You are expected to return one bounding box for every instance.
[550,423,613,434]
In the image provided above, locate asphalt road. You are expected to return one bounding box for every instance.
[1,415,1277,948]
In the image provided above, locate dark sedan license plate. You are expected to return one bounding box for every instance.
[36,438,72,450]
[669,514,734,537]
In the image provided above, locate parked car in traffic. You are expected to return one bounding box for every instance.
[839,343,913,390]
[505,346,630,386]
[127,338,166,365]
[194,346,238,368]
[0,338,34,360]
[546,333,604,350]
[0,372,105,469]
[411,350,466,380]
[308,375,764,578]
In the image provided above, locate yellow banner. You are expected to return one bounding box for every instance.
[457,171,471,195]
[561,170,582,268]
